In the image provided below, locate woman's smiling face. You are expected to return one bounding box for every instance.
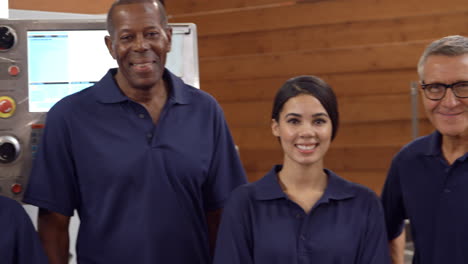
[272,94,332,167]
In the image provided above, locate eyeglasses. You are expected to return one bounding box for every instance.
[421,81,468,100]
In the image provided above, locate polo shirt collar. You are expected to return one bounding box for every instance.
[254,165,355,202]
[426,130,468,162]
[164,69,191,105]
[253,165,287,200]
[93,68,126,103]
[94,68,190,105]
[320,169,356,202]
[424,130,443,157]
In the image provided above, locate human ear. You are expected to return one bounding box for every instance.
[165,27,172,53]
[271,119,280,137]
[104,35,117,60]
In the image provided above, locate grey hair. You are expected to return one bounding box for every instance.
[106,0,168,37]
[417,35,468,79]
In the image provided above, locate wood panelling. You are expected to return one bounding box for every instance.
[10,0,113,14]
[222,93,424,127]
[328,146,400,171]
[205,70,420,102]
[232,120,434,150]
[334,120,434,147]
[170,0,468,36]
[200,42,424,81]
[198,10,468,57]
[166,0,291,15]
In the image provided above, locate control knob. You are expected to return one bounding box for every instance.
[0,135,20,163]
[0,26,16,51]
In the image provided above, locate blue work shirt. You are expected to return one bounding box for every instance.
[214,165,390,264]
[381,131,468,264]
[24,68,247,264]
[0,196,47,264]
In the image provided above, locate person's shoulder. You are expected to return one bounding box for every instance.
[337,178,384,216]
[400,133,432,152]
[327,170,380,204]
[227,182,255,203]
[0,195,17,206]
[338,176,379,200]
[393,132,435,161]
[352,183,380,203]
[170,73,219,104]
[48,86,94,117]
[186,85,218,105]
[179,85,227,121]
[0,196,25,217]
[222,182,258,212]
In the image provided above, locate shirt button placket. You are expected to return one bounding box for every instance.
[296,211,308,252]
[443,168,452,194]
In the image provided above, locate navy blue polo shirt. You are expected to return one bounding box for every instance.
[24,69,247,264]
[214,165,391,264]
[0,196,47,264]
[381,131,468,264]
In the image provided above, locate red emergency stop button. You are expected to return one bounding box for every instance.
[8,65,19,76]
[0,96,16,118]
[11,183,22,194]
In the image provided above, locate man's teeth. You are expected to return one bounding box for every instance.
[296,144,316,150]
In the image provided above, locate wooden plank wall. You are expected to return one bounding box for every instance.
[10,0,468,193]
[10,0,114,14]
[167,0,468,193]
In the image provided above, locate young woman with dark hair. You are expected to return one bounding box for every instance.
[214,76,391,264]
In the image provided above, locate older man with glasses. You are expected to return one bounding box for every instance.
[381,35,468,264]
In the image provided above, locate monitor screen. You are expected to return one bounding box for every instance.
[27,30,117,112]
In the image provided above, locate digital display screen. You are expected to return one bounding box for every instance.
[27,30,117,112]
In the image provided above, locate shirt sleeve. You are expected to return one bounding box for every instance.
[202,103,247,211]
[357,193,391,264]
[11,202,48,264]
[213,186,254,264]
[23,102,79,217]
[381,157,407,240]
